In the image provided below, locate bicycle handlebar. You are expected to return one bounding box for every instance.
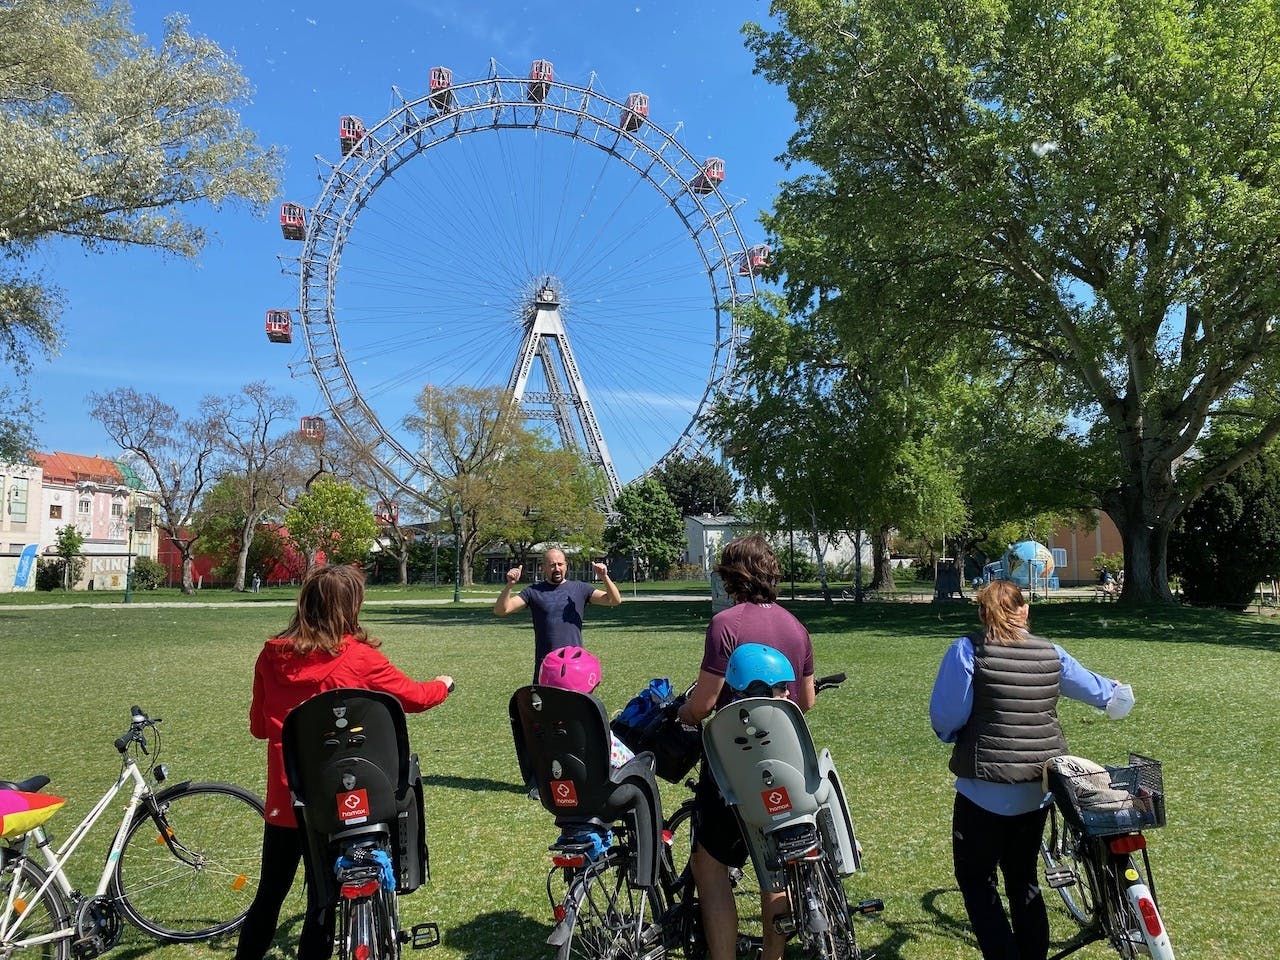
[814,672,847,694]
[115,705,161,755]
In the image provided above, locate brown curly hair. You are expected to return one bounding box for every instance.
[276,565,381,654]
[715,534,780,604]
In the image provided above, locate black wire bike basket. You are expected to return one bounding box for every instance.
[1049,753,1167,837]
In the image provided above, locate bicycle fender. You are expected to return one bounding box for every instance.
[1121,873,1174,959]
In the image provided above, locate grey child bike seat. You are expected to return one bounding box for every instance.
[703,696,860,893]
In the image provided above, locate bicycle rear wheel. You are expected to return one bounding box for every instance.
[1041,826,1097,926]
[0,851,72,960]
[815,857,859,960]
[1104,852,1175,960]
[110,781,264,941]
[556,847,650,960]
[342,892,399,960]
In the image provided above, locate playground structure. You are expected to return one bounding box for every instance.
[983,540,1063,594]
[270,59,764,506]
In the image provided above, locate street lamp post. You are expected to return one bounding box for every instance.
[124,513,135,604]
[451,505,463,603]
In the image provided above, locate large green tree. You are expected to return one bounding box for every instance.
[652,453,738,518]
[404,385,525,586]
[283,478,378,570]
[0,2,279,459]
[749,0,1280,602]
[483,434,606,570]
[605,477,685,579]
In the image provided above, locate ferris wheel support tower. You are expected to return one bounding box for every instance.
[507,282,623,504]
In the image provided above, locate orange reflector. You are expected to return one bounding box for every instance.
[14,897,27,914]
[155,834,165,845]
[232,875,248,891]
[552,855,586,868]
[1138,897,1163,936]
[1108,834,1146,854]
[355,945,370,960]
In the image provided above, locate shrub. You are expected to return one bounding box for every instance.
[130,556,166,590]
[35,558,66,591]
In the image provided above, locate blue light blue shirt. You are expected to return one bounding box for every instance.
[929,634,1117,816]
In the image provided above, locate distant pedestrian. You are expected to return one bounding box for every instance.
[252,572,261,594]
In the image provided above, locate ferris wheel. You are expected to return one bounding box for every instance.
[275,60,764,501]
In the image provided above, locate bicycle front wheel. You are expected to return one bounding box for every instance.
[110,781,264,941]
[0,852,71,960]
[557,848,651,960]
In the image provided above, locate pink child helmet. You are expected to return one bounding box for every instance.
[538,646,602,694]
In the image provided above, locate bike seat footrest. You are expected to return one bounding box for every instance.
[410,921,440,949]
[853,898,884,915]
[1043,865,1077,889]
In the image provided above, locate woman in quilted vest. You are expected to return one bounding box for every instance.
[929,579,1132,960]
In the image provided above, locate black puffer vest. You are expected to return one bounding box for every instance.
[949,632,1068,784]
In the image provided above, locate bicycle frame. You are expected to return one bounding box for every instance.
[1,758,152,950]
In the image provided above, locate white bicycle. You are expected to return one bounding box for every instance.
[1,706,264,959]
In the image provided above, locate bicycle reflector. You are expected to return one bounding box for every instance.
[1138,895,1163,937]
[340,879,380,899]
[1108,834,1147,855]
[551,854,586,868]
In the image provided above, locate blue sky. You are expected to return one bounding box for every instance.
[30,0,797,485]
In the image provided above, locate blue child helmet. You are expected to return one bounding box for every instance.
[725,643,796,694]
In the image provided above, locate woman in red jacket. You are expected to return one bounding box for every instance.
[235,564,454,960]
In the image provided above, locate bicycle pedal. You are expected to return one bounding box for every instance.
[853,898,884,915]
[410,921,440,949]
[1043,866,1076,889]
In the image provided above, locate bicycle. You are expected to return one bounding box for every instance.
[0,705,265,959]
[1039,754,1174,960]
[520,673,878,960]
[703,674,882,960]
[283,688,440,960]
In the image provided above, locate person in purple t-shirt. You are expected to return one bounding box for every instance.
[493,547,622,679]
[676,534,816,960]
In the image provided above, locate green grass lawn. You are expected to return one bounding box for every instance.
[0,598,1274,959]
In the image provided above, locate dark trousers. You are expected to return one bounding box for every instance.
[952,792,1050,960]
[234,822,335,960]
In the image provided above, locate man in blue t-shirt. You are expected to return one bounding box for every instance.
[494,547,622,678]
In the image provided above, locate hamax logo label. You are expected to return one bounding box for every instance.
[762,787,792,816]
[550,779,579,808]
[337,788,370,823]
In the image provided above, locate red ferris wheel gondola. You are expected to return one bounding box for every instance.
[528,60,553,103]
[621,93,649,133]
[691,157,725,195]
[339,116,366,156]
[279,203,307,241]
[429,66,456,113]
[736,244,771,277]
[299,416,326,441]
[265,309,293,344]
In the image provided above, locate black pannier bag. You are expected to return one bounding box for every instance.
[610,678,703,784]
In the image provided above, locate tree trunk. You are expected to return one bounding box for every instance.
[1102,478,1178,603]
[233,521,256,592]
[868,524,895,592]
[180,550,195,594]
[805,514,833,605]
[398,553,408,586]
